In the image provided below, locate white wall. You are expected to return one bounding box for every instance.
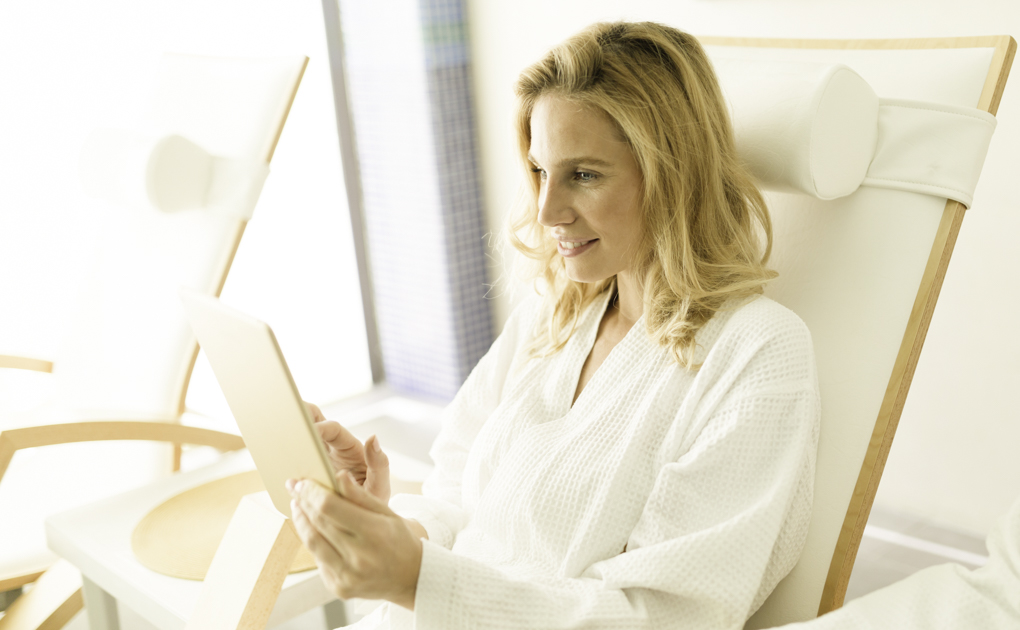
[466,0,1020,536]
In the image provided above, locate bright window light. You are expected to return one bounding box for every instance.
[0,1,372,427]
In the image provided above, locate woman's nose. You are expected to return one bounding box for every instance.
[537,182,574,227]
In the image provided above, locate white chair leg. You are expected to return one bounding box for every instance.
[81,576,119,630]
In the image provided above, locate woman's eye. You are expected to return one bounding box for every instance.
[530,167,547,180]
[575,171,597,182]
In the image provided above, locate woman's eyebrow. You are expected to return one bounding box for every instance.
[527,154,613,168]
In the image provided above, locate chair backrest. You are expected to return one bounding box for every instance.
[696,37,1014,628]
[53,54,307,421]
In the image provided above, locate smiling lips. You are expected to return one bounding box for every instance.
[557,238,598,257]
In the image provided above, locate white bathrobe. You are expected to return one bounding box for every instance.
[354,290,820,629]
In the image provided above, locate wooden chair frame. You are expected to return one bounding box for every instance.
[0,55,307,630]
[697,35,1015,619]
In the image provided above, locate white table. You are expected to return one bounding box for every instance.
[45,395,442,630]
[45,450,346,630]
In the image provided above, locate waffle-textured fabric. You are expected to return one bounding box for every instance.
[354,290,820,629]
[785,494,1020,630]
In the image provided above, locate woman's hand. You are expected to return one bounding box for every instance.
[305,402,391,502]
[287,471,423,610]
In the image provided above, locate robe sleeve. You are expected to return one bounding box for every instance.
[410,319,820,630]
[782,494,1020,630]
[388,298,536,549]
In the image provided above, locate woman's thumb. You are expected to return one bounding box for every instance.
[364,435,391,502]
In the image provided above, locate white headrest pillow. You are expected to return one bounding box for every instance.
[712,59,879,200]
[79,128,269,219]
[80,129,213,212]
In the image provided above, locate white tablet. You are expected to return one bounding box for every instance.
[180,289,338,517]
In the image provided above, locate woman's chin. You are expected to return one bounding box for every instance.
[563,264,613,285]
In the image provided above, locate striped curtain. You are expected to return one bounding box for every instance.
[338,0,493,400]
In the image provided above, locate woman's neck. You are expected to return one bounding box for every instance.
[613,271,643,328]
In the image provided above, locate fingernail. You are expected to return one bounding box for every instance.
[371,436,382,453]
[285,479,295,493]
[296,480,306,493]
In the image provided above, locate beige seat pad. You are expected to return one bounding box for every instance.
[132,470,315,580]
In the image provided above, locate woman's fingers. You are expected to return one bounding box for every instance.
[314,420,368,481]
[364,435,391,503]
[301,404,376,492]
[287,478,423,607]
[290,482,362,570]
[291,499,342,559]
[302,406,391,501]
[315,420,361,453]
[293,478,377,537]
[337,469,396,517]
[304,401,326,423]
[291,500,354,598]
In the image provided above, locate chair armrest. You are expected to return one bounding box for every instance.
[0,354,54,373]
[0,421,245,484]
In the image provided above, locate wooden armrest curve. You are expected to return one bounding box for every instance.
[0,421,245,484]
[0,355,54,373]
[0,559,82,630]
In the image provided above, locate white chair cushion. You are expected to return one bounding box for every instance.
[80,129,270,219]
[714,59,997,208]
[80,130,213,214]
[713,59,879,199]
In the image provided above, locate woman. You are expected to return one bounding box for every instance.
[287,21,819,629]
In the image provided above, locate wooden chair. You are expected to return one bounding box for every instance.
[0,53,308,630]
[694,36,1015,628]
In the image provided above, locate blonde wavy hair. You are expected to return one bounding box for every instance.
[508,21,777,368]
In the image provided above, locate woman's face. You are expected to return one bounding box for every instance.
[529,94,644,285]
